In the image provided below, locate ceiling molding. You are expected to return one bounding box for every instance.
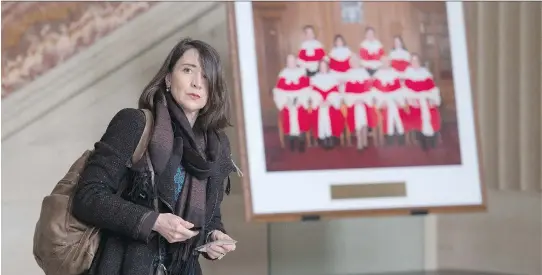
[1,1,222,140]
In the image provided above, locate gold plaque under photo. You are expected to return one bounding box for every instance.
[331,182,407,200]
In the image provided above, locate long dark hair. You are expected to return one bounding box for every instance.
[139,38,232,131]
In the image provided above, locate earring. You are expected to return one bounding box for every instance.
[166,86,171,92]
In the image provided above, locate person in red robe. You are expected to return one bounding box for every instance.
[389,35,415,136]
[359,27,385,76]
[307,60,345,149]
[273,54,312,152]
[373,56,407,145]
[297,25,326,77]
[328,34,352,82]
[389,36,411,79]
[343,56,376,150]
[403,54,442,150]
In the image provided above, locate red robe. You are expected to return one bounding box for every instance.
[343,68,378,131]
[307,73,345,139]
[297,39,326,73]
[403,67,442,136]
[389,48,411,78]
[359,39,385,71]
[273,67,312,135]
[328,46,352,81]
[372,68,407,135]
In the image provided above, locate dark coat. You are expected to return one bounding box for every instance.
[72,108,235,275]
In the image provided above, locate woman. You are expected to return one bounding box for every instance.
[308,60,345,149]
[72,38,238,275]
[403,54,442,150]
[389,35,411,78]
[273,54,311,152]
[359,26,385,75]
[327,34,352,82]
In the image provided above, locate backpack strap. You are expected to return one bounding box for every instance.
[116,109,153,195]
[131,109,154,165]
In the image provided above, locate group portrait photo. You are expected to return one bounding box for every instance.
[251,2,462,172]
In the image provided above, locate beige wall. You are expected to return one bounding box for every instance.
[435,3,542,275]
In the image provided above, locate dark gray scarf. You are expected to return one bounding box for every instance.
[147,91,222,275]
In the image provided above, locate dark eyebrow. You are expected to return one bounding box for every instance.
[180,63,198,68]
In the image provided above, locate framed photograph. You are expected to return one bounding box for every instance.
[226,2,485,222]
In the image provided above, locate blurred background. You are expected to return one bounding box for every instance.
[2,2,541,275]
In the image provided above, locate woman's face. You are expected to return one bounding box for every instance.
[411,56,421,68]
[394,37,402,49]
[166,48,208,115]
[335,37,344,47]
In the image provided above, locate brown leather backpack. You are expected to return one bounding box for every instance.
[33,109,154,275]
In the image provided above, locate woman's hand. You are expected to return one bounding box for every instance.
[152,213,199,243]
[206,230,236,260]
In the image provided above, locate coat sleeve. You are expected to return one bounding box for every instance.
[206,176,228,231]
[202,132,236,261]
[72,108,159,243]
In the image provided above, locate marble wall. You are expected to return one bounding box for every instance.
[1,2,156,97]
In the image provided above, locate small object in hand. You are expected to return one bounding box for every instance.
[195,239,237,253]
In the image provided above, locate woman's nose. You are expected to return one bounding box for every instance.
[191,75,203,89]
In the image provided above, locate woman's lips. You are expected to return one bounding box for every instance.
[188,93,201,99]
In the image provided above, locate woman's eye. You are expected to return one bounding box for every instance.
[183,68,192,73]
